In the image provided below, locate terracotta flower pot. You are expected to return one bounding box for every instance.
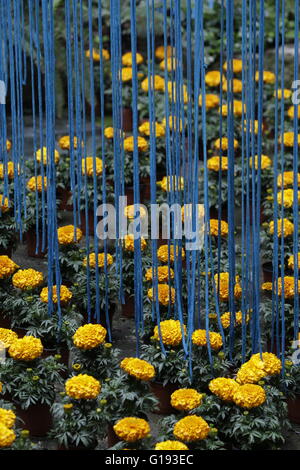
[287,396,300,424]
[15,403,52,437]
[26,229,47,258]
[262,262,274,283]
[149,381,179,415]
[122,107,133,133]
[107,424,121,448]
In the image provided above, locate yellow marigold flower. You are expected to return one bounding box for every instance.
[249,154,272,170]
[0,329,18,348]
[155,440,188,450]
[145,266,174,282]
[153,319,186,346]
[57,225,82,245]
[220,100,246,117]
[223,59,243,73]
[157,244,185,263]
[277,171,300,188]
[220,311,249,329]
[209,219,228,237]
[255,70,276,84]
[236,363,266,384]
[277,276,300,298]
[173,415,210,442]
[167,82,188,104]
[249,352,281,376]
[40,285,72,304]
[158,175,184,192]
[85,48,110,62]
[171,388,203,411]
[198,93,220,109]
[0,195,10,213]
[81,156,103,177]
[213,272,242,301]
[65,374,101,400]
[192,329,223,351]
[6,140,12,152]
[121,67,133,82]
[58,135,79,150]
[243,119,263,135]
[138,121,165,138]
[159,57,176,72]
[12,269,44,290]
[141,75,165,92]
[287,105,300,120]
[277,188,300,208]
[205,71,222,87]
[124,136,148,152]
[124,204,147,219]
[209,377,240,402]
[0,256,19,279]
[148,284,176,306]
[0,423,16,448]
[114,417,150,442]
[83,252,113,269]
[120,357,155,381]
[161,115,183,132]
[0,162,16,180]
[181,204,204,223]
[123,234,147,252]
[288,253,300,270]
[8,336,43,361]
[0,409,16,429]
[275,89,292,100]
[27,176,47,193]
[269,218,294,237]
[35,147,60,165]
[279,132,300,147]
[104,127,114,139]
[214,137,239,151]
[261,282,273,291]
[222,79,243,93]
[155,45,174,60]
[122,52,143,67]
[73,324,107,350]
[233,383,266,408]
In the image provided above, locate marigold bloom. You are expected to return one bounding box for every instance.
[171,388,203,411]
[0,409,16,429]
[104,127,114,139]
[269,218,294,237]
[214,137,239,151]
[233,384,266,408]
[279,132,300,147]
[0,329,18,348]
[288,253,300,270]
[138,121,165,138]
[249,155,272,170]
[277,276,300,298]
[123,234,147,252]
[123,136,148,152]
[209,219,228,237]
[8,336,43,361]
[122,52,143,67]
[214,272,242,301]
[81,156,103,177]
[277,188,300,208]
[192,329,223,350]
[220,100,246,117]
[73,324,107,350]
[141,75,165,92]
[27,176,47,193]
[155,440,188,450]
[35,147,60,165]
[155,45,174,60]
[255,70,276,84]
[158,175,184,192]
[157,244,185,263]
[274,89,292,100]
[40,285,72,304]
[83,252,113,269]
[198,93,220,109]
[287,105,300,120]
[0,256,19,279]
[58,135,79,150]
[236,363,266,384]
[161,115,183,132]
[6,140,12,152]
[0,162,16,180]
[222,79,243,93]
[223,59,243,73]
[145,265,174,282]
[209,377,240,402]
[0,195,10,213]
[0,423,16,448]
[12,269,44,290]
[159,57,176,72]
[220,311,249,329]
[124,204,147,220]
[114,417,150,442]
[249,352,281,376]
[121,67,133,82]
[85,48,110,61]
[65,374,101,400]
[57,225,83,245]
[148,284,176,306]
[205,71,222,87]
[173,416,210,442]
[277,171,300,188]
[120,357,155,381]
[153,319,186,346]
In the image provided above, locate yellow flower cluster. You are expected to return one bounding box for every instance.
[173,415,210,442]
[138,121,165,138]
[57,225,83,245]
[58,135,80,150]
[249,155,272,170]
[161,115,183,132]
[223,59,243,73]
[236,353,281,384]
[73,324,107,350]
[159,57,176,72]
[122,52,143,66]
[0,196,10,213]
[198,93,220,109]
[170,388,203,411]
[192,329,223,350]
[158,175,184,192]
[123,234,147,252]
[85,48,110,61]
[8,336,43,361]
[287,105,300,120]
[255,70,276,84]
[65,374,101,400]
[81,156,103,176]
[145,266,174,282]
[104,127,114,139]
[236,363,266,384]
[277,276,300,298]
[147,284,176,306]
[153,319,186,346]
[155,440,188,450]
[6,140,12,152]
[83,252,113,268]
[222,79,243,93]
[35,147,60,165]
[279,132,300,147]
[209,377,240,402]
[209,219,228,237]
[124,205,147,219]
[275,89,292,100]
[0,162,16,180]
[123,136,148,152]
[277,188,300,208]
[269,218,294,237]
[113,417,150,442]
[232,384,266,408]
[168,82,188,104]
[205,70,221,87]
[27,176,47,193]
[0,328,18,348]
[214,137,239,151]
[207,156,228,171]
[40,285,72,304]
[277,171,300,188]
[157,244,185,263]
[0,423,16,448]
[12,269,44,290]
[288,253,300,270]
[0,256,19,279]
[0,408,16,429]
[121,67,133,82]
[141,75,165,92]
[120,357,155,381]
[220,100,246,117]
[214,272,242,301]
[155,45,174,60]
[220,311,249,329]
